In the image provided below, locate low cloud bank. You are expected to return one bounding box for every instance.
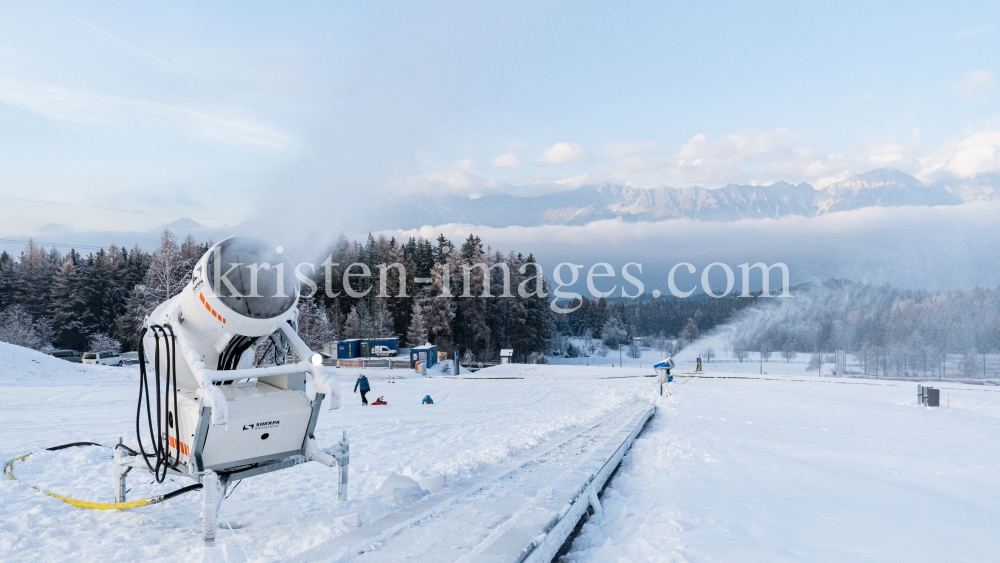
[382,201,1000,294]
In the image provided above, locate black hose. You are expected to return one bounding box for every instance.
[160,483,204,501]
[136,324,181,484]
[46,442,102,451]
[163,324,181,476]
[136,326,154,472]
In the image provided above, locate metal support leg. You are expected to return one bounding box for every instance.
[304,431,350,501]
[202,470,222,547]
[337,431,350,502]
[113,438,132,504]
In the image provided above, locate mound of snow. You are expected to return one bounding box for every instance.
[0,342,114,386]
[417,474,446,493]
[333,513,362,533]
[401,466,447,493]
[376,471,427,503]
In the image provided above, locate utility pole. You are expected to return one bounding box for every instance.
[817,330,821,377]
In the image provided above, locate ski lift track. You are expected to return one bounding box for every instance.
[287,403,656,563]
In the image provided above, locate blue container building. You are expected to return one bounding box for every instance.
[410,344,438,368]
[337,339,360,359]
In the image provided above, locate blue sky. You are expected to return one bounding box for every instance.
[1,1,999,235]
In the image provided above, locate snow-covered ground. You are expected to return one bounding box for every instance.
[3,340,999,562]
[0,343,652,562]
[562,372,1000,562]
[556,328,1000,382]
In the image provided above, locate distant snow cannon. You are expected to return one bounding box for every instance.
[654,358,675,396]
[115,237,348,547]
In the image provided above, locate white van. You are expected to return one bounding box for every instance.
[371,345,397,357]
[82,350,124,367]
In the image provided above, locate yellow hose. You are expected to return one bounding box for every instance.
[5,452,152,510]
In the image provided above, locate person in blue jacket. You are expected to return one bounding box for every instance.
[354,374,371,406]
[422,395,433,404]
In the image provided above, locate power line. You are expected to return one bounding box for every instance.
[0,238,109,251]
[0,195,242,224]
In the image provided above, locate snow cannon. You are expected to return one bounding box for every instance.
[653,357,675,375]
[115,237,348,547]
[654,358,675,396]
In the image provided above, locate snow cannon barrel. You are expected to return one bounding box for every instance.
[183,237,300,338]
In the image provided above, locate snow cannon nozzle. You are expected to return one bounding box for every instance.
[202,237,299,321]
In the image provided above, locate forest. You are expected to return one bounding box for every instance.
[0,229,818,362]
[725,279,1000,377]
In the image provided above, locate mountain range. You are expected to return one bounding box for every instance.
[378,168,1000,229]
[3,168,998,257]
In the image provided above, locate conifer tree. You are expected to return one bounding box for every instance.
[0,251,18,311]
[296,294,334,350]
[406,303,427,347]
[343,306,363,339]
[50,257,88,350]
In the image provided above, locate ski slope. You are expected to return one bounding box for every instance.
[0,343,654,562]
[562,373,1000,562]
[3,341,999,562]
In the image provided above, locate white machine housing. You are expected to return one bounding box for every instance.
[144,237,338,473]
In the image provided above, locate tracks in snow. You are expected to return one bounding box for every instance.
[287,403,655,563]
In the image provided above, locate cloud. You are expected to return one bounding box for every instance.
[0,78,293,149]
[451,159,475,171]
[402,169,499,196]
[535,142,590,165]
[490,153,521,168]
[920,129,1000,178]
[399,124,1000,199]
[955,70,997,99]
[384,200,1000,292]
[568,129,887,188]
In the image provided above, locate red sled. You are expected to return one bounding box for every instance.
[372,396,387,405]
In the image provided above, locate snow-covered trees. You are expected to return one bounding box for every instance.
[406,303,427,347]
[0,239,152,352]
[143,230,190,305]
[369,298,394,339]
[49,257,86,350]
[733,348,749,362]
[116,232,201,349]
[704,348,716,362]
[0,251,18,311]
[760,342,773,362]
[418,263,455,344]
[88,333,122,352]
[723,280,1000,377]
[680,318,700,344]
[601,317,628,349]
[0,305,52,350]
[627,338,641,358]
[343,307,363,339]
[781,341,797,362]
[296,295,335,350]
